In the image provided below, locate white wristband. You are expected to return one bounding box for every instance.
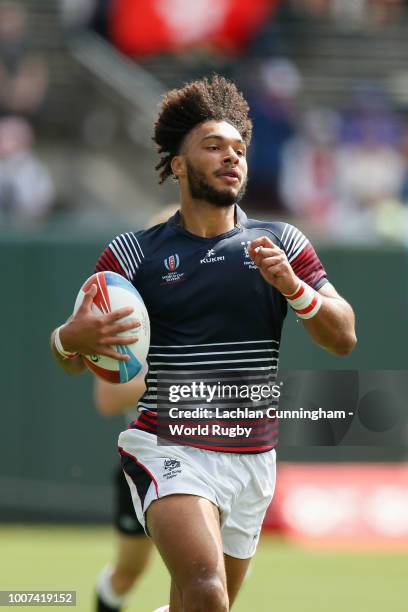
[54,325,79,359]
[284,281,322,320]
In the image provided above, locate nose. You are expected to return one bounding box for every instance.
[223,149,239,165]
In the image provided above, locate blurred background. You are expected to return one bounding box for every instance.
[1,1,407,610]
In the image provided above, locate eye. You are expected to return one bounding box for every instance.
[236,149,245,157]
[207,145,219,151]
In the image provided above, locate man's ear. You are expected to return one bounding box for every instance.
[171,155,186,180]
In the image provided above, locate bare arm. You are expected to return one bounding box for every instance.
[248,237,356,356]
[301,282,356,355]
[95,372,147,416]
[50,284,141,374]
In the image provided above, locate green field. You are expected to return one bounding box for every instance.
[1,526,406,611]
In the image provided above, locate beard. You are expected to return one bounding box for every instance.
[186,160,247,208]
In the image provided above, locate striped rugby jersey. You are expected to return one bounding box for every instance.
[96,205,327,453]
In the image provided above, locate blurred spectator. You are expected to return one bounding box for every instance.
[278,80,407,241]
[245,58,301,211]
[329,84,405,239]
[0,1,49,117]
[341,83,402,147]
[280,108,340,228]
[400,127,408,205]
[0,116,55,224]
[331,139,405,239]
[289,0,403,30]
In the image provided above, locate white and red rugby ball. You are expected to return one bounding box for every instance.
[73,271,150,383]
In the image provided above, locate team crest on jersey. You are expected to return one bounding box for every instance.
[164,254,180,271]
[241,241,257,270]
[162,253,185,285]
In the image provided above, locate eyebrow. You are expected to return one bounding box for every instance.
[200,134,245,146]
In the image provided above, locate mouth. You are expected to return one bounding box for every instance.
[217,170,240,184]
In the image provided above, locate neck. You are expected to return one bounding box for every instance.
[179,197,236,239]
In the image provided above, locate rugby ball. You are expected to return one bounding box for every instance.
[73,271,150,383]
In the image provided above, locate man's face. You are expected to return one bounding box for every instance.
[179,120,248,207]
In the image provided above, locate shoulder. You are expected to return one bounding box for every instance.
[96,227,156,280]
[109,221,170,257]
[244,218,308,259]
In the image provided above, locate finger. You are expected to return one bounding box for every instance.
[249,243,281,261]
[253,248,280,267]
[96,347,131,361]
[103,319,140,335]
[250,235,275,248]
[102,335,139,346]
[79,284,97,310]
[248,236,275,252]
[259,255,286,269]
[253,247,278,259]
[107,307,134,322]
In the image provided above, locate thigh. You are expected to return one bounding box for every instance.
[119,430,218,532]
[146,494,227,592]
[221,451,276,559]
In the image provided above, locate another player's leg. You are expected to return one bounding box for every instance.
[96,536,153,612]
[147,494,229,612]
[113,533,153,594]
[96,468,153,612]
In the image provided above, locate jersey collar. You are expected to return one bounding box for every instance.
[168,204,247,242]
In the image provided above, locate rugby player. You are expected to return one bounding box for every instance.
[51,76,356,612]
[95,205,179,612]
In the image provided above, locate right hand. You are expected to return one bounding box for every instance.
[59,285,140,361]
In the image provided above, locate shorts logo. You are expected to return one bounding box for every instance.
[163,458,182,481]
[164,459,181,470]
[164,254,180,271]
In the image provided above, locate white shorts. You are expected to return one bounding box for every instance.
[118,428,277,559]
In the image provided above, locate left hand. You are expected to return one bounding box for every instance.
[248,236,299,296]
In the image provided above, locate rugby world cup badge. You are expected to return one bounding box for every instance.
[164,254,180,271]
[162,253,185,284]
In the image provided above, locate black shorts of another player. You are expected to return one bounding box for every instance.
[114,466,145,536]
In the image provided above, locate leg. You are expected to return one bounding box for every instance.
[96,467,153,611]
[166,524,250,610]
[111,533,153,595]
[169,580,182,612]
[147,494,229,612]
[224,554,251,607]
[220,451,277,609]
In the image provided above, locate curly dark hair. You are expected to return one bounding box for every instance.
[153,75,252,184]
